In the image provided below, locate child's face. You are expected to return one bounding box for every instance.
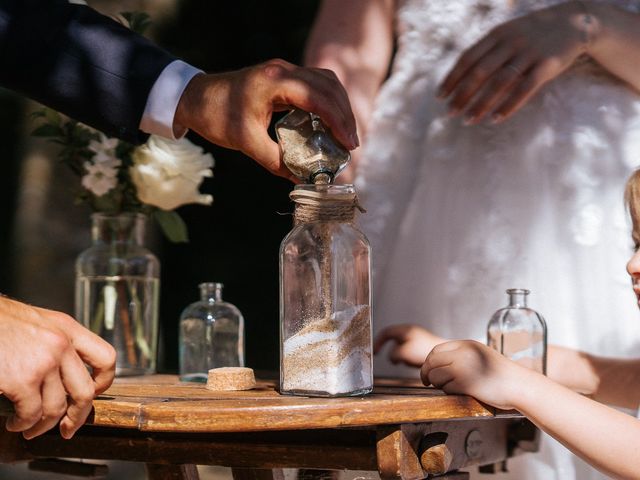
[627,230,640,307]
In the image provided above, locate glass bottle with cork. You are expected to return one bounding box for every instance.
[276,109,373,397]
[179,282,245,382]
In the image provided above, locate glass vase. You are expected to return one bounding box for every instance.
[280,184,373,397]
[179,282,245,382]
[75,213,160,376]
[487,288,547,374]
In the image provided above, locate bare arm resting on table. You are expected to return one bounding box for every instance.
[0,296,115,440]
[422,340,640,480]
[375,324,640,408]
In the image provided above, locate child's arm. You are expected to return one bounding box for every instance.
[375,324,640,408]
[548,346,640,409]
[373,325,446,367]
[423,340,640,479]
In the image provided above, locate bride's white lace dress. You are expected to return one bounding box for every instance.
[356,1,640,478]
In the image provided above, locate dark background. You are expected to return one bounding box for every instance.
[0,0,322,373]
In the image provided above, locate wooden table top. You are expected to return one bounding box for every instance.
[80,375,496,433]
[0,375,499,434]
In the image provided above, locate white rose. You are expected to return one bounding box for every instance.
[130,135,214,211]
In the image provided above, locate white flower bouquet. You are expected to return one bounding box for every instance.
[29,11,213,375]
[30,11,213,242]
[31,110,214,242]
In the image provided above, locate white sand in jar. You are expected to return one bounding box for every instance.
[282,305,372,395]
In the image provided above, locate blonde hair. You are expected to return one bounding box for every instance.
[624,169,640,243]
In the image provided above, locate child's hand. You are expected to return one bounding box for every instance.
[421,340,530,410]
[373,324,446,367]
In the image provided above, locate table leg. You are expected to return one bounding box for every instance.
[145,463,199,480]
[376,419,524,479]
[376,425,424,480]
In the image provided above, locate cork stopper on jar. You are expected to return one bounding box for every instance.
[206,367,256,391]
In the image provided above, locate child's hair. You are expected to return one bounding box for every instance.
[625,169,640,241]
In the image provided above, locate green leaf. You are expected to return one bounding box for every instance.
[29,110,47,120]
[121,12,151,35]
[91,190,123,214]
[153,210,189,243]
[31,124,65,137]
[44,108,62,126]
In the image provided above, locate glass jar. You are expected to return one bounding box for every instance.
[275,109,350,184]
[280,184,372,397]
[75,213,160,376]
[487,288,547,374]
[179,282,245,382]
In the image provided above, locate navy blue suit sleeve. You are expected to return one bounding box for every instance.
[0,0,178,144]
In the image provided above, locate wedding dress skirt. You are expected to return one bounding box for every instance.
[356,1,640,479]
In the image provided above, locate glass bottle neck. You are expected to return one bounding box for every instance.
[200,282,223,303]
[91,213,145,246]
[507,288,529,308]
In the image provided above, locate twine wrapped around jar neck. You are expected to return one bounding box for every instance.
[290,187,365,224]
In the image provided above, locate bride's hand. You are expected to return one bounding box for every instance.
[438,1,595,124]
[373,324,446,367]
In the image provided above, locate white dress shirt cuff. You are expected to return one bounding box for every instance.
[139,60,203,140]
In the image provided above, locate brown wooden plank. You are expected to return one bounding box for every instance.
[23,427,378,471]
[412,419,512,473]
[0,395,147,428]
[376,425,425,480]
[137,394,493,432]
[28,458,108,477]
[104,378,432,399]
[103,380,431,400]
[91,397,147,428]
[103,380,279,400]
[0,376,496,433]
[375,418,527,479]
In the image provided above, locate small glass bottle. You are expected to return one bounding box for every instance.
[179,282,245,382]
[75,213,160,376]
[280,184,373,397]
[275,109,350,184]
[487,289,547,374]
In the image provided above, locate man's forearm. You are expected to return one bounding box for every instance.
[0,0,175,143]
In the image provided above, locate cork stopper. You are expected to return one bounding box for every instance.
[206,367,256,391]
